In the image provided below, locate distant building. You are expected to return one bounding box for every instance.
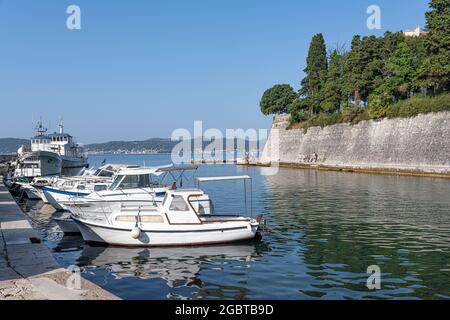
[403,25,428,37]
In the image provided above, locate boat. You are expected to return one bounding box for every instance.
[64,164,199,210]
[15,122,62,177]
[14,120,87,178]
[71,175,262,247]
[47,121,88,176]
[43,176,112,211]
[56,164,204,233]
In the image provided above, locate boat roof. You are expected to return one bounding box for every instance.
[116,164,173,176]
[167,188,204,195]
[98,164,139,172]
[32,135,51,140]
[197,175,251,182]
[48,133,72,138]
[116,164,198,176]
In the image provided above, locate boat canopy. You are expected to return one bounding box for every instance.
[196,175,251,182]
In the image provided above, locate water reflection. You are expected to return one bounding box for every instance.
[262,169,450,299]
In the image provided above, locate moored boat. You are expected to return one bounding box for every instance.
[71,176,262,247]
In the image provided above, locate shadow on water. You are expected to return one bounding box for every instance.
[15,154,450,300]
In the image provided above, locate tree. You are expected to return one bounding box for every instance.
[300,33,328,116]
[417,0,450,92]
[342,35,364,107]
[289,98,310,123]
[321,50,345,112]
[260,84,297,115]
[386,42,416,99]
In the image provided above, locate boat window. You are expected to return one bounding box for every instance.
[110,175,124,190]
[97,170,114,177]
[169,195,189,211]
[78,185,86,190]
[118,174,151,189]
[94,184,108,192]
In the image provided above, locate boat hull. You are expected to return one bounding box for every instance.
[23,186,42,200]
[73,217,259,247]
[61,157,88,176]
[15,151,61,177]
[43,187,90,211]
[53,217,80,234]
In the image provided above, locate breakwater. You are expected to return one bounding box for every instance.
[260,112,450,177]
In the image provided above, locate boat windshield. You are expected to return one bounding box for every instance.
[96,169,114,177]
[110,174,152,190]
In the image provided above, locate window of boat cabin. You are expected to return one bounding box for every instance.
[169,195,190,211]
[94,184,108,192]
[110,175,124,190]
[116,174,151,189]
[97,170,114,177]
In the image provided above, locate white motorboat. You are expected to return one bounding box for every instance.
[43,177,111,211]
[71,176,262,247]
[41,163,130,210]
[64,165,199,209]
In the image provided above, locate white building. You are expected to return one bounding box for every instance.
[403,25,428,37]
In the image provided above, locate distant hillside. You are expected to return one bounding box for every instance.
[86,138,178,153]
[0,138,29,154]
[86,137,263,154]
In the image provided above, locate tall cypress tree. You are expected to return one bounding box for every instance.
[343,35,364,107]
[300,33,328,116]
[322,50,345,112]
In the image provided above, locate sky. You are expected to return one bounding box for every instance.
[0,0,429,144]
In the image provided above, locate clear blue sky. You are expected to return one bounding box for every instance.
[0,0,428,143]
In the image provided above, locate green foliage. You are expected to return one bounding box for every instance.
[260,0,449,130]
[289,98,310,123]
[384,93,450,118]
[417,0,450,91]
[260,84,297,115]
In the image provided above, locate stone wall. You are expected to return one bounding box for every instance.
[261,112,450,174]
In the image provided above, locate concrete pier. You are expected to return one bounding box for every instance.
[0,179,119,300]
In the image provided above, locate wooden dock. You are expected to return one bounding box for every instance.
[0,178,119,300]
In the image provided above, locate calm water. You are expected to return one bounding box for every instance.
[18,154,450,300]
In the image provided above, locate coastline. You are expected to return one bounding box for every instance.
[245,162,450,179]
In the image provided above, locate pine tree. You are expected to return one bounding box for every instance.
[260,84,297,115]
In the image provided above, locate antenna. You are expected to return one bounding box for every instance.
[58,117,64,134]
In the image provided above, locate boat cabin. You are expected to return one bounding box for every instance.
[109,167,167,191]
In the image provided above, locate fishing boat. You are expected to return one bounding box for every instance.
[71,176,262,247]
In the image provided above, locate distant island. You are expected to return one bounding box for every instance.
[0,137,262,155]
